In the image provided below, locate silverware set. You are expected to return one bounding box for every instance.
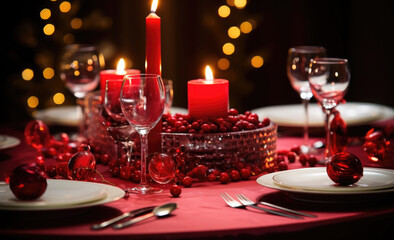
[220,193,316,219]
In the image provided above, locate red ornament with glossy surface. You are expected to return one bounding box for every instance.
[68,149,96,181]
[363,129,387,162]
[9,163,47,200]
[327,152,363,185]
[24,120,51,149]
[148,153,176,184]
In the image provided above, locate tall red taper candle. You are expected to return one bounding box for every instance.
[146,0,161,75]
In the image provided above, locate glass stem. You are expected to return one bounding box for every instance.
[76,98,86,141]
[139,131,149,187]
[302,99,310,148]
[324,109,333,159]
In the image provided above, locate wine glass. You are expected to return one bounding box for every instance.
[308,58,350,164]
[120,74,165,194]
[287,46,326,153]
[101,79,136,167]
[60,44,101,141]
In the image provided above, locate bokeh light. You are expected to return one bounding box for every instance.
[234,0,247,9]
[22,68,34,81]
[228,26,241,39]
[71,18,82,29]
[240,21,253,34]
[40,8,51,20]
[226,0,235,6]
[222,43,235,55]
[43,24,55,35]
[43,67,54,79]
[218,5,231,18]
[59,1,71,13]
[27,96,39,108]
[217,58,230,70]
[53,93,65,105]
[251,55,264,68]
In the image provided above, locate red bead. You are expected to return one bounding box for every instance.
[9,163,47,200]
[278,161,288,170]
[327,152,363,185]
[229,170,241,181]
[299,154,308,166]
[219,172,230,184]
[46,165,57,178]
[170,184,182,197]
[181,176,193,187]
[201,124,211,133]
[228,108,239,116]
[240,168,251,180]
[307,156,317,167]
[131,170,141,183]
[207,173,217,182]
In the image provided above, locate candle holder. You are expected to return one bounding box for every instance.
[161,123,277,174]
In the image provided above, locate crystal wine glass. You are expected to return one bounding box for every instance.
[287,46,326,153]
[308,58,350,164]
[101,79,136,167]
[120,74,165,194]
[60,44,101,141]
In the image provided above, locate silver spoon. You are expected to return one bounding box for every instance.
[113,203,177,229]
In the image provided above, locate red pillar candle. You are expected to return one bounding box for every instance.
[146,0,161,75]
[188,66,229,120]
[99,59,140,97]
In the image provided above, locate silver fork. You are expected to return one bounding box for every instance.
[237,194,317,218]
[220,193,301,219]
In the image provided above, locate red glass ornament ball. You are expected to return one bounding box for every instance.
[327,152,363,186]
[9,163,47,200]
[68,150,96,181]
[24,120,51,149]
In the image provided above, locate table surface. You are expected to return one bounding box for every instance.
[0,121,393,240]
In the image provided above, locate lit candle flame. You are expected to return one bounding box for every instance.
[151,0,158,13]
[205,65,214,83]
[116,58,126,74]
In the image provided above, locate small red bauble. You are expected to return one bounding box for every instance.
[9,163,47,200]
[327,152,363,186]
[68,148,96,181]
[170,184,182,197]
[148,153,176,184]
[229,170,241,181]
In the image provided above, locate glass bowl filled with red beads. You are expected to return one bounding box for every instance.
[161,109,277,180]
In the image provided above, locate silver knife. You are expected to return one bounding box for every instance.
[91,206,155,230]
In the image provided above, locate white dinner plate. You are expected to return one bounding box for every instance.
[251,102,394,127]
[34,106,82,127]
[0,135,20,150]
[256,168,394,199]
[272,167,394,192]
[34,106,188,127]
[0,179,125,211]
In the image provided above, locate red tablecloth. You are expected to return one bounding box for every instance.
[0,123,393,240]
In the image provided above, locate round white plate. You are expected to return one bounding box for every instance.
[0,135,20,150]
[34,106,82,127]
[0,179,125,211]
[252,102,394,127]
[257,169,394,196]
[272,167,394,192]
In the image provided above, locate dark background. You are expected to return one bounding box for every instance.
[1,0,393,123]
